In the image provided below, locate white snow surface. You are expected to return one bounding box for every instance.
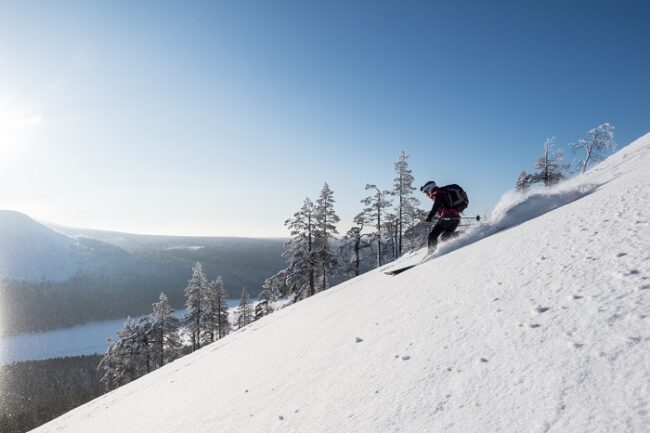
[33,134,650,433]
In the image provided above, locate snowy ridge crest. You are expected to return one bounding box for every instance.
[428,132,650,262]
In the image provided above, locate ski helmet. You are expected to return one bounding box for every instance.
[420,181,437,194]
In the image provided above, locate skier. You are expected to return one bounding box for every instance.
[420,181,467,254]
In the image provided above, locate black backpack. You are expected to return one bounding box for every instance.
[443,184,469,212]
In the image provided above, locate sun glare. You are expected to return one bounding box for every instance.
[0,104,43,159]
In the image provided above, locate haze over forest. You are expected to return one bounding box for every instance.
[0,210,286,335]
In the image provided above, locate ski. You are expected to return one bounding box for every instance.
[383,264,419,276]
[384,216,479,276]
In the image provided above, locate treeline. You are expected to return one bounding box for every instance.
[0,238,286,336]
[98,263,267,390]
[516,123,615,191]
[263,151,430,303]
[97,154,428,390]
[0,355,104,433]
[98,153,430,390]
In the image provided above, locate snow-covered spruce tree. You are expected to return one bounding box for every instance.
[183,262,208,352]
[361,184,393,267]
[115,317,140,384]
[99,316,141,390]
[571,122,615,173]
[201,277,230,341]
[534,137,569,187]
[136,314,154,374]
[254,289,274,321]
[283,198,318,300]
[283,240,314,302]
[392,151,419,256]
[201,279,219,344]
[99,309,176,390]
[314,183,340,291]
[235,288,254,329]
[340,212,372,277]
[98,338,119,390]
[150,293,182,367]
[213,276,231,339]
[262,267,291,301]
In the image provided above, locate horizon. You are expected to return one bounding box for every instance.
[0,208,290,239]
[1,1,649,237]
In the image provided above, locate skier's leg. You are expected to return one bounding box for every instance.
[440,218,460,242]
[427,221,446,254]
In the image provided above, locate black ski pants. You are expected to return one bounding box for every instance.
[428,217,460,252]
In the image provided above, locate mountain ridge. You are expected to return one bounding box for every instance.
[0,210,80,282]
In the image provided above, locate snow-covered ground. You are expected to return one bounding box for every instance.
[33,134,650,433]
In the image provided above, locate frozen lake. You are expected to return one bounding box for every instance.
[0,300,240,365]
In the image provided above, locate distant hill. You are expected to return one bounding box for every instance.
[0,214,287,336]
[0,211,82,282]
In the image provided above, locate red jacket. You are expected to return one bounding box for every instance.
[426,188,461,220]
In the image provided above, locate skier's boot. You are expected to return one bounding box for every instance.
[427,241,437,256]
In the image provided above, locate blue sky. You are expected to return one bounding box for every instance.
[0,0,648,236]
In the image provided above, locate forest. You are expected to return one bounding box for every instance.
[0,355,105,433]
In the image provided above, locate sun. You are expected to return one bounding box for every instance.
[0,102,43,159]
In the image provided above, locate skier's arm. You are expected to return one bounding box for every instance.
[425,198,442,222]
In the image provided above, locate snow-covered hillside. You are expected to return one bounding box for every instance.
[33,134,650,433]
[0,211,80,282]
[0,211,140,284]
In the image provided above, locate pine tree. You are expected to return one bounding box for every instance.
[262,267,291,301]
[516,170,536,192]
[99,295,183,391]
[202,279,219,345]
[254,289,274,321]
[534,137,569,186]
[150,293,182,367]
[403,207,429,251]
[340,212,371,276]
[212,277,231,339]
[136,315,154,374]
[99,316,142,390]
[115,317,140,384]
[183,262,208,351]
[98,338,119,390]
[361,184,392,267]
[392,151,419,256]
[383,212,399,261]
[283,198,318,300]
[571,123,615,173]
[314,183,340,291]
[235,288,254,329]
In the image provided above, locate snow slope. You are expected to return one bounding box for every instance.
[33,134,650,433]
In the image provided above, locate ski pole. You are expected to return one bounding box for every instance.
[431,215,481,222]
